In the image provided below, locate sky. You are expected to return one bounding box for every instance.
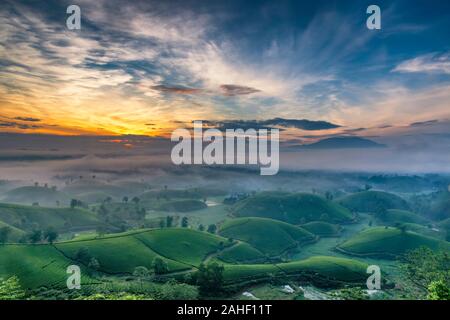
[0,0,449,149]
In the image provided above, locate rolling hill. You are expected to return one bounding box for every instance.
[337,227,450,258]
[338,191,410,213]
[223,256,369,285]
[155,199,207,212]
[0,227,370,290]
[0,203,101,233]
[219,217,316,256]
[232,192,353,224]
[301,221,342,237]
[2,186,70,207]
[380,209,429,225]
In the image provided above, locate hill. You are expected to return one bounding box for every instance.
[2,186,70,207]
[0,203,101,233]
[380,209,429,225]
[301,221,341,237]
[338,191,409,213]
[223,256,368,286]
[0,220,26,242]
[232,192,353,224]
[337,227,450,259]
[300,137,385,149]
[219,217,316,256]
[155,199,207,212]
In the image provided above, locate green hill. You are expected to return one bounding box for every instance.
[216,242,266,264]
[2,186,70,207]
[219,217,316,256]
[0,244,95,289]
[337,227,450,258]
[338,191,409,213]
[301,221,341,237]
[76,191,113,204]
[223,256,368,285]
[232,192,353,224]
[0,203,101,233]
[0,220,26,242]
[155,199,207,212]
[381,209,430,225]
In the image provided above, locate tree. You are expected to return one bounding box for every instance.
[28,229,42,243]
[195,262,224,296]
[70,199,78,209]
[133,266,150,279]
[400,247,450,297]
[198,224,205,232]
[88,257,100,271]
[0,227,11,244]
[0,276,26,300]
[181,216,189,228]
[166,216,173,228]
[427,280,450,300]
[122,196,129,203]
[207,224,217,234]
[152,257,169,275]
[44,227,58,244]
[132,197,140,205]
[75,247,92,264]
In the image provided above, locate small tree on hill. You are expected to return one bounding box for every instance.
[181,216,189,228]
[195,262,224,297]
[153,257,169,275]
[166,216,174,228]
[44,227,58,244]
[28,229,42,243]
[207,224,217,234]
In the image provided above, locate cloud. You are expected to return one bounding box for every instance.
[199,118,340,131]
[219,85,260,96]
[14,117,41,122]
[0,120,42,129]
[151,85,202,95]
[393,52,450,74]
[410,119,439,126]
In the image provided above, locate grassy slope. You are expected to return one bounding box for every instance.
[338,191,409,213]
[2,186,70,207]
[0,220,26,241]
[223,256,368,285]
[219,217,316,256]
[301,221,341,237]
[0,203,101,232]
[155,199,208,212]
[0,245,94,289]
[337,227,450,258]
[381,209,429,225]
[232,192,353,224]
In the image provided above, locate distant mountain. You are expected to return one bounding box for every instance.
[300,137,386,149]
